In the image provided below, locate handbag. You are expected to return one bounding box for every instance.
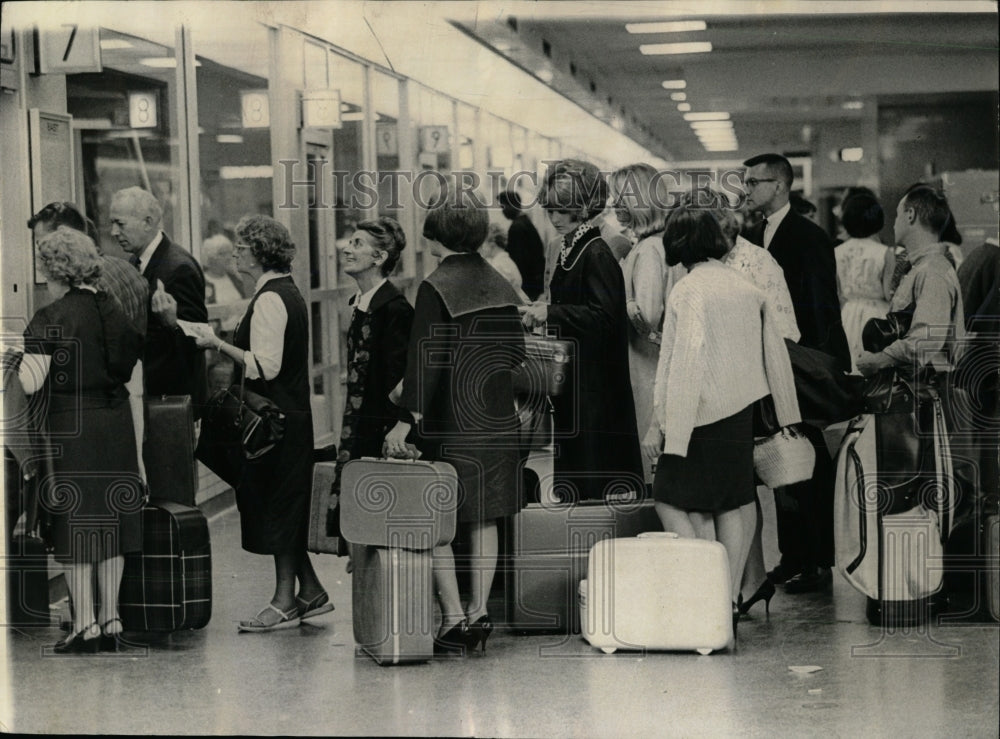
[195,359,286,486]
[862,301,916,353]
[512,331,574,397]
[753,424,816,488]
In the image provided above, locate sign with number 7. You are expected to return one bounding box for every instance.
[34,24,102,74]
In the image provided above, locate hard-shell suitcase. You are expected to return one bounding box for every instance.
[6,533,50,627]
[351,543,434,665]
[145,395,197,505]
[506,497,661,633]
[340,458,458,550]
[512,334,574,397]
[834,403,954,627]
[580,532,733,654]
[119,499,212,631]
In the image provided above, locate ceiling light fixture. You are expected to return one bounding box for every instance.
[842,101,864,110]
[661,80,687,89]
[536,68,554,83]
[100,39,133,50]
[626,20,708,34]
[689,120,734,129]
[670,92,687,101]
[677,103,691,112]
[640,42,712,55]
[684,112,730,121]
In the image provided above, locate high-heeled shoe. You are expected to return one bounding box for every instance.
[732,603,740,638]
[738,579,776,617]
[433,619,475,656]
[467,614,494,655]
[100,617,124,652]
[53,622,100,654]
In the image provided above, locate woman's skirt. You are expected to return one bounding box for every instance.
[652,404,754,513]
[44,400,143,564]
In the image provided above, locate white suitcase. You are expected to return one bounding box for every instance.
[579,532,733,655]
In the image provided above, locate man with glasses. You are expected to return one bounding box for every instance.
[742,153,849,595]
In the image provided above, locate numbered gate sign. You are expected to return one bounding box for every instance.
[129,91,158,129]
[420,126,449,154]
[35,25,102,74]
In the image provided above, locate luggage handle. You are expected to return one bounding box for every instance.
[637,531,679,539]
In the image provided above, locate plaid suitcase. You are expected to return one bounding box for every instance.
[119,499,212,631]
[307,461,347,555]
[145,395,198,505]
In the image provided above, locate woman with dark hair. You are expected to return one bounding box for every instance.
[331,217,413,549]
[835,193,893,372]
[17,227,144,652]
[642,205,800,626]
[384,193,524,655]
[193,215,329,631]
[521,159,644,502]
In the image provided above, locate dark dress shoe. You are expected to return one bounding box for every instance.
[784,567,833,594]
[766,563,801,585]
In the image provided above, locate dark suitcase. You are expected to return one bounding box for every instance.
[119,498,212,631]
[340,458,458,550]
[506,497,661,634]
[512,334,574,397]
[307,460,346,555]
[940,493,1000,623]
[6,533,50,627]
[145,395,198,505]
[351,543,434,664]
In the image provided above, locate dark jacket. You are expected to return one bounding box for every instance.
[350,281,414,458]
[746,210,850,370]
[507,214,546,301]
[141,234,208,414]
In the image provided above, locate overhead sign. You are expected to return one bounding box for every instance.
[35,25,102,74]
[419,126,449,154]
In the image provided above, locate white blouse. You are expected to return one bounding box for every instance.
[242,272,288,381]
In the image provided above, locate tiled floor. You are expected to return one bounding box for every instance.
[3,497,998,737]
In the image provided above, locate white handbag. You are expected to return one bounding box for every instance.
[753,424,816,488]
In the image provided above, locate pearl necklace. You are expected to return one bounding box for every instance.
[558,220,596,270]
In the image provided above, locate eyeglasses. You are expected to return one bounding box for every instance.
[744,178,778,189]
[234,243,252,252]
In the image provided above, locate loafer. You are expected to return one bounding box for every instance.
[784,567,833,594]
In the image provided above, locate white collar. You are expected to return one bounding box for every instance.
[137,231,164,274]
[253,270,288,294]
[351,278,388,313]
[763,202,791,248]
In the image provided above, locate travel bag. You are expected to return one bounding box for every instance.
[505,496,661,634]
[350,543,435,665]
[834,393,955,627]
[119,498,212,631]
[340,458,458,550]
[512,334,574,398]
[580,532,733,654]
[145,395,197,505]
[307,460,346,555]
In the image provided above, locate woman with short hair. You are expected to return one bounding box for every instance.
[385,193,525,655]
[642,204,800,627]
[521,159,644,502]
[18,227,144,652]
[194,215,329,631]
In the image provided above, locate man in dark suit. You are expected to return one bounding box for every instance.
[500,191,546,301]
[743,153,850,594]
[110,187,208,417]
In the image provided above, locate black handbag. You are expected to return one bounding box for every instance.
[862,301,916,353]
[196,360,285,486]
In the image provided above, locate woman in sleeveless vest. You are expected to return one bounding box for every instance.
[195,215,329,631]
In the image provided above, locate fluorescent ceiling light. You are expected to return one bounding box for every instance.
[140,57,177,68]
[640,42,712,55]
[661,80,687,89]
[697,129,736,138]
[689,120,733,129]
[670,92,687,101]
[219,165,273,180]
[216,134,244,144]
[685,112,730,121]
[704,145,738,151]
[626,21,707,34]
[342,112,365,121]
[677,103,691,112]
[536,68,554,82]
[840,147,864,162]
[842,101,864,110]
[100,39,133,50]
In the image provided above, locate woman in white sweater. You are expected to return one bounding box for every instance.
[642,204,800,621]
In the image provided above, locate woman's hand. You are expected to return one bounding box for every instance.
[626,300,651,336]
[856,350,893,377]
[383,421,412,458]
[641,425,664,464]
[518,302,548,329]
[190,323,221,350]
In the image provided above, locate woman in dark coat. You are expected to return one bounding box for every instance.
[385,193,525,655]
[332,217,413,548]
[520,159,644,501]
[19,227,144,652]
[195,215,328,631]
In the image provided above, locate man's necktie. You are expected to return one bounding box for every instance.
[128,254,141,270]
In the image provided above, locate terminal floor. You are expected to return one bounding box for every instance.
[3,499,999,737]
